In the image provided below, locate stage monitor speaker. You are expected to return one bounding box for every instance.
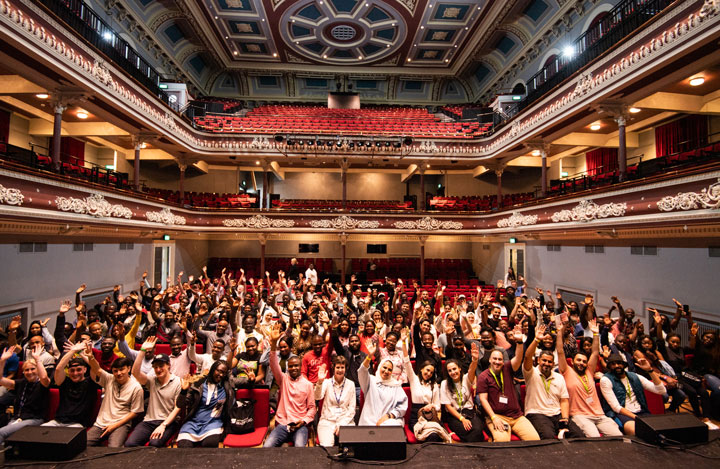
[339,426,406,461]
[636,413,708,445]
[6,425,86,461]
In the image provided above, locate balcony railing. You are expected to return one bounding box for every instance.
[520,0,675,113]
[37,0,169,105]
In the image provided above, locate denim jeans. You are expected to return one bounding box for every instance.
[0,418,44,443]
[262,423,309,447]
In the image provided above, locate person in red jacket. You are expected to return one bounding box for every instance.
[301,334,332,384]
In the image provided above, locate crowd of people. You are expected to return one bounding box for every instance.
[0,263,718,449]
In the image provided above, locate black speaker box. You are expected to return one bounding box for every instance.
[6,425,87,461]
[339,425,406,460]
[636,413,708,445]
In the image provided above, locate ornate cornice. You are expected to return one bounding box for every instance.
[551,199,627,223]
[0,183,23,205]
[497,211,538,228]
[392,217,463,230]
[310,216,380,230]
[145,208,186,225]
[55,194,132,219]
[657,178,720,212]
[222,215,296,228]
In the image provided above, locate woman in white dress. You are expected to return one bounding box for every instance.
[315,356,356,446]
[358,342,407,426]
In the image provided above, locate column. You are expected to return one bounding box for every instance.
[419,236,427,284]
[495,169,503,209]
[51,102,66,172]
[616,115,627,182]
[341,170,347,210]
[540,152,548,197]
[340,233,347,285]
[178,163,187,205]
[418,166,426,211]
[263,167,270,210]
[133,141,142,191]
[259,234,267,282]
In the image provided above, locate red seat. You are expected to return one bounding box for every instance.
[222,387,270,447]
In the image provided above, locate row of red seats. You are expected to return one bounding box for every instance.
[429,193,535,211]
[273,199,413,211]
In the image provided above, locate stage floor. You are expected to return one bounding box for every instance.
[4,436,720,468]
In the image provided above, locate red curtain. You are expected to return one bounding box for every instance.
[655,115,708,157]
[585,148,618,176]
[0,108,10,144]
[59,137,84,165]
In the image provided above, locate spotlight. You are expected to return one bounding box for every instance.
[35,93,49,99]
[316,139,322,146]
[563,46,575,58]
[297,140,304,145]
[306,140,314,146]
[326,141,333,147]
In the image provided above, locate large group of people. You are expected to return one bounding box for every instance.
[0,263,718,449]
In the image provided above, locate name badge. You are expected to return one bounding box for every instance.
[585,396,594,404]
[498,396,509,404]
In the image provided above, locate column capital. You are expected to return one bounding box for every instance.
[339,158,350,172]
[339,233,348,245]
[258,233,268,245]
[495,168,504,177]
[524,141,551,158]
[418,235,428,246]
[178,163,187,172]
[132,132,158,150]
[593,102,630,121]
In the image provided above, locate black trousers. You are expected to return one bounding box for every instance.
[443,408,485,442]
[525,413,583,439]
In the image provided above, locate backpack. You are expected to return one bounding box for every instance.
[229,398,255,434]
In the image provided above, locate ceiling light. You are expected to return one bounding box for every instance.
[233,51,238,55]
[102,32,113,41]
[444,59,449,62]
[563,46,575,58]
[35,93,49,99]
[407,58,412,62]
[426,164,431,168]
[689,76,705,86]
[629,107,641,113]
[76,110,88,119]
[590,123,601,131]
[255,161,260,165]
[273,53,277,57]
[358,56,362,59]
[531,150,540,156]
[420,26,424,29]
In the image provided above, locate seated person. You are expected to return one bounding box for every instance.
[264,324,316,447]
[0,345,51,443]
[599,353,666,435]
[476,326,540,442]
[440,345,485,442]
[125,338,182,447]
[315,356,356,447]
[358,342,407,427]
[84,350,144,447]
[176,360,235,447]
[232,337,265,385]
[43,341,100,427]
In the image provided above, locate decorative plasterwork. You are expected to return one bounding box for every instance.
[145,208,186,225]
[392,217,463,230]
[0,184,24,205]
[222,215,295,228]
[54,194,132,219]
[497,211,538,228]
[657,179,720,212]
[310,216,380,230]
[551,200,628,223]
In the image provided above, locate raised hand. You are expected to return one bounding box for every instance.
[141,336,157,351]
[0,346,14,362]
[365,339,377,357]
[269,323,282,344]
[59,300,72,314]
[470,342,480,361]
[602,345,611,358]
[588,318,599,334]
[634,357,652,372]
[181,374,193,391]
[76,284,86,294]
[536,323,547,340]
[318,364,328,381]
[512,325,523,342]
[30,344,44,361]
[40,317,51,328]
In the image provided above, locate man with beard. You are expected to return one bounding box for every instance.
[600,353,665,435]
[264,324,316,447]
[302,334,332,384]
[95,337,119,372]
[556,320,622,437]
[522,324,583,439]
[196,318,234,356]
[260,335,295,412]
[478,328,509,371]
[332,328,367,403]
[189,334,230,375]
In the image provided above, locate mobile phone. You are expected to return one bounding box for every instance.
[683,305,690,313]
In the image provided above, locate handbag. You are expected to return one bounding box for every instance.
[229,398,256,434]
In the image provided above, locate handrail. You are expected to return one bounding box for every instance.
[37,0,169,105]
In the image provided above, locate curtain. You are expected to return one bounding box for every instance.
[655,115,708,157]
[585,148,618,176]
[59,137,85,165]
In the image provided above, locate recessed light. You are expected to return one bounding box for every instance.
[358,55,362,59]
[255,161,260,165]
[420,26,424,29]
[35,93,49,99]
[531,150,540,156]
[407,58,411,62]
[273,53,277,57]
[140,142,147,149]
[426,164,430,168]
[233,51,238,55]
[214,16,218,19]
[590,123,601,131]
[629,107,641,113]
[444,59,449,62]
[323,54,328,58]
[76,110,88,119]
[689,76,705,86]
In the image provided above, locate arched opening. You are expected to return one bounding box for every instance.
[511,82,526,95]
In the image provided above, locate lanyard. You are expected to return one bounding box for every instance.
[624,378,632,399]
[490,369,504,394]
[540,373,553,395]
[577,373,592,394]
[333,379,346,406]
[454,384,464,408]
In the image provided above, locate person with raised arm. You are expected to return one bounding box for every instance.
[264,323,316,447]
[401,340,445,441]
[476,325,540,442]
[125,337,182,447]
[599,353,666,435]
[357,340,407,427]
[315,356,356,447]
[522,323,583,439]
[0,345,51,443]
[43,340,100,428]
[556,320,622,437]
[440,343,485,442]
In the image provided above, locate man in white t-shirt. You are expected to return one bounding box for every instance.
[305,264,318,286]
[522,324,583,439]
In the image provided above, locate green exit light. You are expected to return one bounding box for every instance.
[509,237,517,244]
[512,95,522,101]
[163,234,171,241]
[105,165,115,170]
[159,84,168,89]
[561,171,569,177]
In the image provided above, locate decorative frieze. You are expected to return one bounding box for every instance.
[393,217,463,230]
[551,200,627,223]
[145,208,186,225]
[310,216,380,230]
[657,179,720,212]
[497,212,538,228]
[222,215,295,228]
[55,194,132,219]
[0,184,24,205]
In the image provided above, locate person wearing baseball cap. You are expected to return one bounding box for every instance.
[43,340,101,428]
[125,338,182,447]
[599,352,665,435]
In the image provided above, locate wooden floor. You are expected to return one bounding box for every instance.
[4,436,720,469]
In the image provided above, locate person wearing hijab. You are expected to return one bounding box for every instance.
[358,341,408,426]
